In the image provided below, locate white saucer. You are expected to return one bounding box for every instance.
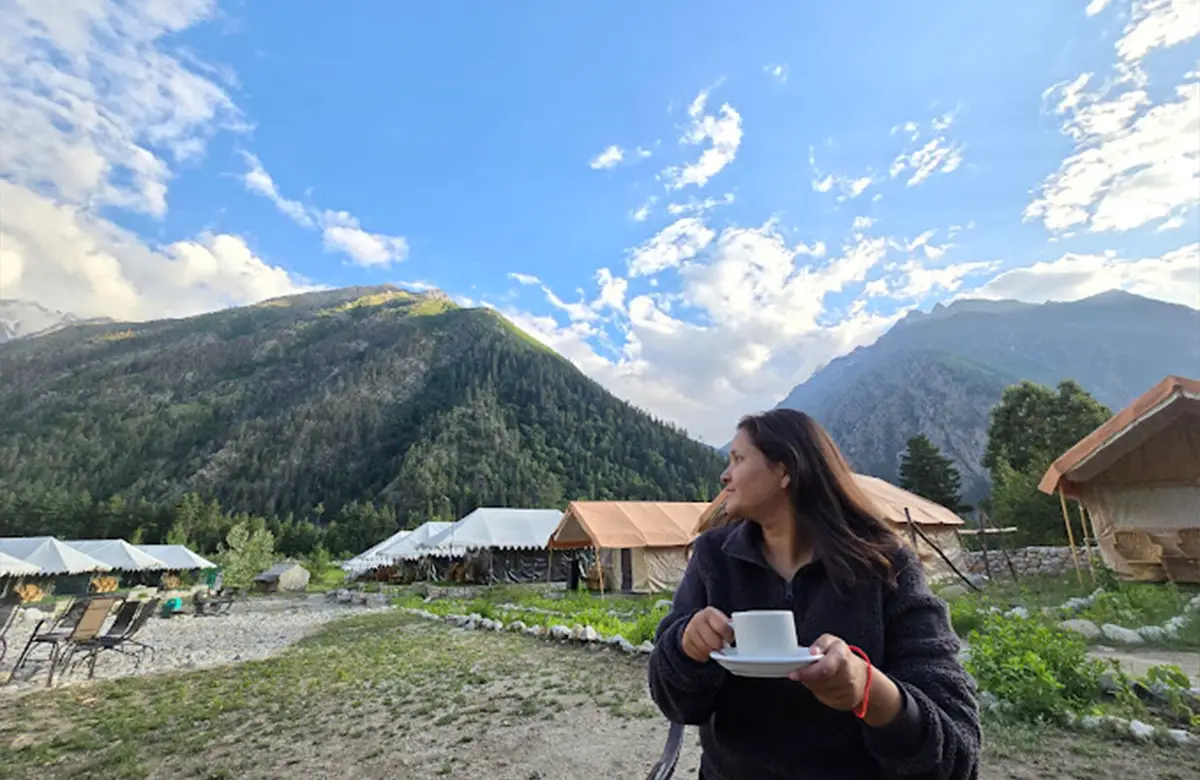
[710,647,821,678]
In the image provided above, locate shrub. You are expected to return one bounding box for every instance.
[948,599,985,637]
[966,613,1111,722]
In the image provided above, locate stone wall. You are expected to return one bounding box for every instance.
[963,545,1093,578]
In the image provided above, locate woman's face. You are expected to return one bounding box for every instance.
[721,428,789,520]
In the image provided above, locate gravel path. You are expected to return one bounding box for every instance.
[0,596,390,696]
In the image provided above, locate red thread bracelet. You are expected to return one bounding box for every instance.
[848,645,872,719]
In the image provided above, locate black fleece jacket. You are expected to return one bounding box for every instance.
[647,521,981,780]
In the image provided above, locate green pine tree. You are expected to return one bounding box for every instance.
[898,434,964,511]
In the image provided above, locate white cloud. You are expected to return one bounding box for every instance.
[1117,0,1200,63]
[241,153,314,228]
[662,89,743,190]
[0,181,312,320]
[240,156,409,267]
[508,272,541,286]
[1086,0,1113,15]
[969,243,1200,308]
[589,145,625,170]
[891,136,964,186]
[500,219,901,442]
[666,193,735,216]
[1026,0,1200,233]
[631,197,656,222]
[626,217,716,277]
[0,0,312,321]
[764,64,789,83]
[319,210,408,267]
[852,216,875,230]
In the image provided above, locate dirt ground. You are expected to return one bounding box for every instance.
[0,612,1195,780]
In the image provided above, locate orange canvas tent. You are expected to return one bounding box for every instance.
[548,501,709,593]
[1038,375,1200,582]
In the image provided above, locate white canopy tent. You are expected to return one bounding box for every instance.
[419,508,563,557]
[0,550,40,577]
[0,537,112,575]
[133,544,218,570]
[342,529,413,573]
[377,522,454,561]
[66,540,170,572]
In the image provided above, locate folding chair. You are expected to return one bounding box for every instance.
[66,598,161,679]
[0,599,21,665]
[37,597,120,687]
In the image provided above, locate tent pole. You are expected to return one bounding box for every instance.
[1078,502,1096,583]
[596,546,604,596]
[546,548,553,583]
[1058,488,1083,585]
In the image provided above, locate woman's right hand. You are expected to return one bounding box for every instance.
[681,606,734,663]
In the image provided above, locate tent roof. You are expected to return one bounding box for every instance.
[548,501,708,550]
[377,522,454,560]
[342,529,412,572]
[421,508,563,554]
[255,562,306,580]
[0,537,112,575]
[66,540,170,572]
[133,544,218,570]
[697,474,965,535]
[1038,375,1200,497]
[0,550,40,577]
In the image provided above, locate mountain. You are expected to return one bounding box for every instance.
[776,291,1200,499]
[0,286,724,525]
[0,299,103,342]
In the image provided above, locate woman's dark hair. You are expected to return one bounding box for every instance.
[725,408,902,592]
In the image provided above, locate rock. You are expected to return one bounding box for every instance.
[1006,607,1030,619]
[19,608,49,624]
[1163,615,1189,638]
[1186,595,1200,614]
[1137,625,1167,642]
[606,634,627,646]
[508,620,526,632]
[1059,619,1102,639]
[1128,719,1156,740]
[655,599,673,610]
[637,641,655,654]
[581,626,600,643]
[617,638,636,654]
[1077,714,1103,731]
[941,585,969,600]
[978,691,1001,712]
[1100,624,1144,645]
[1166,728,1194,745]
[549,625,571,641]
[569,625,586,641]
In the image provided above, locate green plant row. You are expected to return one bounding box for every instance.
[395,593,668,645]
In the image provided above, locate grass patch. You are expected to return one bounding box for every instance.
[395,585,671,644]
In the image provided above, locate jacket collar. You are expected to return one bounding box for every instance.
[720,518,825,577]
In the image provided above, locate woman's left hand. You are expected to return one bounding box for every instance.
[788,633,868,711]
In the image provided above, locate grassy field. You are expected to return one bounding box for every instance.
[1,611,1195,780]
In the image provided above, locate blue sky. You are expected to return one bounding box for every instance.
[2,0,1197,443]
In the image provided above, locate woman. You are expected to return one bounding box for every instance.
[648,409,980,780]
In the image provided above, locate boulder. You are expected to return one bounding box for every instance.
[1006,606,1030,619]
[1100,624,1144,645]
[582,626,600,643]
[637,641,655,654]
[508,620,527,632]
[655,599,673,611]
[1137,625,1167,643]
[1059,619,1102,640]
[1166,728,1194,745]
[1128,719,1156,740]
[549,625,572,641]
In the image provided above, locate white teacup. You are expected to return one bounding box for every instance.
[730,610,799,657]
